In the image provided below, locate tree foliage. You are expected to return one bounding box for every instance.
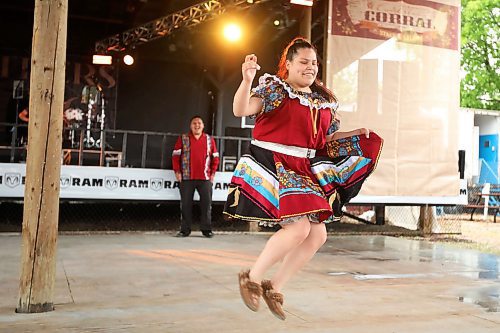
[461,0,499,110]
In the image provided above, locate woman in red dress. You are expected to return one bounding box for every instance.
[225,38,382,320]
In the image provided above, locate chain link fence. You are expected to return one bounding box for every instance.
[340,184,499,234]
[1,184,498,233]
[0,201,251,233]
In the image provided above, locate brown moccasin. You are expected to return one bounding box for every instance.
[238,269,262,312]
[261,280,286,320]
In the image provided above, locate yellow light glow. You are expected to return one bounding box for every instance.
[123,54,134,66]
[223,23,242,42]
[273,20,280,26]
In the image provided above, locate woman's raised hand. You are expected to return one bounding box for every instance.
[242,54,260,83]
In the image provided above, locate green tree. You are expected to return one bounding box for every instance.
[461,0,499,110]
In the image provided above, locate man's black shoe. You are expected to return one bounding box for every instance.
[202,231,214,238]
[175,231,190,237]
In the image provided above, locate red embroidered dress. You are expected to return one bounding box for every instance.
[223,74,382,225]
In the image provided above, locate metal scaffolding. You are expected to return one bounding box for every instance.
[95,0,264,53]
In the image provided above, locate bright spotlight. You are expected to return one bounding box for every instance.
[290,0,313,6]
[273,20,280,26]
[123,54,134,66]
[223,23,242,42]
[92,55,112,65]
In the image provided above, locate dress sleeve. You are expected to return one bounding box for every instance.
[250,75,286,117]
[326,110,340,135]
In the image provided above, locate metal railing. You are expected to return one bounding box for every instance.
[0,122,251,170]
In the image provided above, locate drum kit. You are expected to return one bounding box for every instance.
[64,82,106,149]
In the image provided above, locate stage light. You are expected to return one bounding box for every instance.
[92,55,112,65]
[273,20,280,26]
[247,0,254,3]
[290,0,313,6]
[123,54,134,66]
[223,23,242,42]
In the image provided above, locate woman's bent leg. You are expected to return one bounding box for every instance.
[270,222,327,292]
[249,216,311,282]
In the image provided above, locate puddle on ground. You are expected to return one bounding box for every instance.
[459,286,500,312]
[358,257,399,262]
[328,270,497,281]
[327,271,364,277]
[325,236,500,281]
[327,272,350,276]
[327,272,442,280]
[352,273,442,280]
[459,295,499,312]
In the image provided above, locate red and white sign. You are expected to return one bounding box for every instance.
[331,0,459,50]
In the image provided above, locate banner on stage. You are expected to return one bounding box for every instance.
[0,163,232,202]
[0,163,465,204]
[331,0,459,50]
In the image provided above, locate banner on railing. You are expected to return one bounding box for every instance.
[0,163,232,201]
[0,163,466,204]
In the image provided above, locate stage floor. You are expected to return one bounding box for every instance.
[0,233,499,332]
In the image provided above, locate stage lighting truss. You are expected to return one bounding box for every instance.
[95,0,268,53]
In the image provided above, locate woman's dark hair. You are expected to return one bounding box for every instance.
[276,37,337,103]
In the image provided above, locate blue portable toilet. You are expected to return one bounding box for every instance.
[475,112,500,185]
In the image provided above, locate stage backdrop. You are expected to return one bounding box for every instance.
[325,0,461,202]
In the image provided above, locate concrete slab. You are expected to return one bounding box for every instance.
[0,232,499,332]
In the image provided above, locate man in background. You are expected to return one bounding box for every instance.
[172,115,219,238]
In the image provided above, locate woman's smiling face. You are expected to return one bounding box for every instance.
[285,47,318,89]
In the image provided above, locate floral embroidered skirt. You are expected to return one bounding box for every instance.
[223,133,383,226]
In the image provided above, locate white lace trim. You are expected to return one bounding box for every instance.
[255,73,339,110]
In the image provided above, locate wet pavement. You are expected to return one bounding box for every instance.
[0,232,499,332]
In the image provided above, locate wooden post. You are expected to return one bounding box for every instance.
[17,0,68,314]
[375,205,385,225]
[418,205,435,235]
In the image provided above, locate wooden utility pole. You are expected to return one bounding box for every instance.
[17,0,68,313]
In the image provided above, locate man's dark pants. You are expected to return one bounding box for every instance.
[179,180,213,234]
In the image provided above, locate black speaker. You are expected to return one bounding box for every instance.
[458,150,465,179]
